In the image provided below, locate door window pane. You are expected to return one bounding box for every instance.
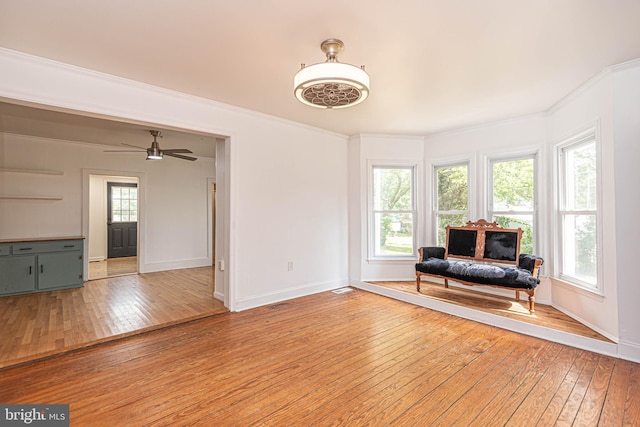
[111,185,138,223]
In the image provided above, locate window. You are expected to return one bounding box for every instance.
[434,163,469,246]
[488,156,536,254]
[111,185,138,223]
[558,132,598,289]
[371,166,416,257]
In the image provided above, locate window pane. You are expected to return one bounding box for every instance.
[121,187,130,199]
[436,213,467,247]
[562,214,597,286]
[374,212,414,256]
[437,165,468,211]
[565,142,596,210]
[130,212,138,222]
[493,214,533,255]
[492,158,534,211]
[130,188,137,199]
[121,212,130,222]
[112,200,121,211]
[113,213,121,222]
[111,188,121,199]
[373,168,412,211]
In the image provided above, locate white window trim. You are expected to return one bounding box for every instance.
[486,153,538,254]
[367,161,419,261]
[554,122,603,295]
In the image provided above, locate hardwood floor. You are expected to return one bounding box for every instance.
[88,256,138,280]
[1,289,638,426]
[0,266,227,369]
[369,280,612,342]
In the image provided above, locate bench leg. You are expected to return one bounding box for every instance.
[416,272,421,292]
[515,290,520,301]
[527,290,535,315]
[444,278,449,289]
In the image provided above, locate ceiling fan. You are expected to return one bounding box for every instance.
[105,130,197,161]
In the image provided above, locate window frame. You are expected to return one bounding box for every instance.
[368,163,418,260]
[555,126,602,293]
[432,161,470,247]
[486,153,538,254]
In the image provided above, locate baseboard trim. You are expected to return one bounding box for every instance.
[142,258,211,273]
[234,279,349,311]
[618,340,640,364]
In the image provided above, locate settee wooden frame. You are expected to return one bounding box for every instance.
[416,219,543,314]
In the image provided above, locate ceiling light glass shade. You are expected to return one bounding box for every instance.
[294,39,370,109]
[294,63,370,109]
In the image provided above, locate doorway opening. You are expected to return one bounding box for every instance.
[87,174,140,280]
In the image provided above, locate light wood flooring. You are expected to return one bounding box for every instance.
[0,266,227,369]
[88,256,137,280]
[1,289,638,426]
[370,280,612,342]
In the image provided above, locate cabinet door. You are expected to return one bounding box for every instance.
[0,256,36,294]
[37,252,83,290]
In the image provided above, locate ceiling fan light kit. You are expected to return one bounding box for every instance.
[294,39,370,109]
[146,131,164,160]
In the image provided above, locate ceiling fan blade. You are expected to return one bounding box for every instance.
[122,143,148,149]
[165,153,197,161]
[104,149,145,152]
[162,148,193,154]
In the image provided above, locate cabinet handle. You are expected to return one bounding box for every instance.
[40,265,44,274]
[29,266,32,275]
[64,245,75,248]
[19,247,32,251]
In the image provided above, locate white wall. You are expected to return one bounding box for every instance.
[348,134,425,281]
[0,48,349,312]
[545,71,619,341]
[612,64,640,361]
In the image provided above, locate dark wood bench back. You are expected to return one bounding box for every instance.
[445,219,522,265]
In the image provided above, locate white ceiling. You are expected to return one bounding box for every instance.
[1,0,640,137]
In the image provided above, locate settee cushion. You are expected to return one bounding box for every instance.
[415,258,540,289]
[518,254,544,274]
[420,246,446,261]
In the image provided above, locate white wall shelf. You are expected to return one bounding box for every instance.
[0,168,64,176]
[0,195,63,200]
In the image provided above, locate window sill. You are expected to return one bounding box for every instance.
[551,276,604,301]
[367,257,418,264]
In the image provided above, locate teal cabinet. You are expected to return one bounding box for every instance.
[0,256,36,294]
[0,238,84,296]
[37,252,83,290]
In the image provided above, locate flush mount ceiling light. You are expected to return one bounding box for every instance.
[294,39,370,109]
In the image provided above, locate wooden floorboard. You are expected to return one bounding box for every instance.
[0,266,227,369]
[0,289,637,426]
[370,280,612,342]
[88,256,137,280]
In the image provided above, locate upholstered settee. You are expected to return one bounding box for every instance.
[415,220,544,314]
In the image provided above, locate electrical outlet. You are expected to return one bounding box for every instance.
[218,260,225,271]
[288,261,294,271]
